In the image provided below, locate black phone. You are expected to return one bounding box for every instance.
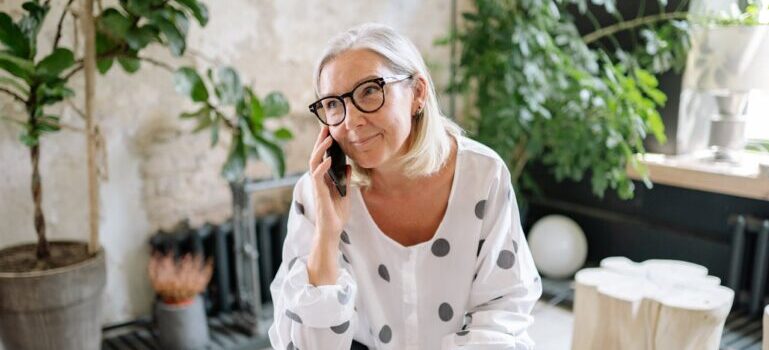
[326,138,347,197]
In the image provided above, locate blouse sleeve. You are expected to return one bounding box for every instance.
[268,173,359,350]
[441,161,542,349]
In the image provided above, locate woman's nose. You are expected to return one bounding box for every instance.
[344,98,367,129]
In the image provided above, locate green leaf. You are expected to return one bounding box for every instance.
[36,48,75,78]
[152,10,188,56]
[95,30,118,55]
[173,67,208,102]
[0,13,31,58]
[180,105,210,119]
[99,8,132,40]
[633,68,658,88]
[262,91,290,117]
[0,51,34,81]
[175,0,209,26]
[36,115,60,133]
[124,0,154,16]
[117,56,141,73]
[192,113,212,132]
[125,25,159,50]
[36,78,74,105]
[0,76,29,96]
[19,131,38,146]
[274,127,293,140]
[19,1,48,56]
[214,66,242,105]
[222,136,246,182]
[251,132,286,178]
[646,112,667,143]
[97,57,114,74]
[248,90,264,133]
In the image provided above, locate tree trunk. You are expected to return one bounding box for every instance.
[30,141,49,260]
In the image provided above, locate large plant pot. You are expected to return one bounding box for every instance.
[156,295,210,349]
[0,241,106,350]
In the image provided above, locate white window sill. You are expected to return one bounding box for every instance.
[626,151,769,201]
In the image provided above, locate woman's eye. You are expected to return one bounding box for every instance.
[364,86,378,95]
[326,100,338,109]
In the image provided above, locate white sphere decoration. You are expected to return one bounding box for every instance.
[528,214,587,279]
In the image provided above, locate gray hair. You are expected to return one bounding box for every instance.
[313,23,464,187]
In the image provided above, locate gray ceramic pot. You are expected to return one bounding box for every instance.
[155,295,210,350]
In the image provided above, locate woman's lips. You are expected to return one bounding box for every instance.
[352,133,381,147]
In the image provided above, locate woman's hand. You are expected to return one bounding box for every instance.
[308,125,352,244]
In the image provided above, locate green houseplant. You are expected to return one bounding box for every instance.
[451,0,692,201]
[0,0,292,348]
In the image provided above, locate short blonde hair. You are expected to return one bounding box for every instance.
[313,23,464,187]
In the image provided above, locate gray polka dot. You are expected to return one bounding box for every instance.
[473,273,477,281]
[379,325,392,343]
[340,231,350,244]
[330,321,350,334]
[337,285,351,305]
[285,309,302,324]
[457,330,469,336]
[439,302,454,321]
[508,188,512,200]
[342,254,350,264]
[288,257,298,270]
[287,341,296,350]
[534,276,540,283]
[497,250,515,269]
[378,264,390,282]
[475,200,486,219]
[513,240,519,253]
[477,239,485,257]
[295,201,305,215]
[431,238,450,257]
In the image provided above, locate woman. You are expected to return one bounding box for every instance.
[268,23,541,349]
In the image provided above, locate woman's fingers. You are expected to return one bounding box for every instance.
[309,136,333,171]
[313,125,328,148]
[309,126,328,168]
[312,157,333,194]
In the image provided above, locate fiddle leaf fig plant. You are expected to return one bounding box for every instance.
[173,66,293,182]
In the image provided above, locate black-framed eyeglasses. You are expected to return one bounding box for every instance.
[308,74,412,126]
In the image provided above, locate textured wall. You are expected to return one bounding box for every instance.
[0,0,465,326]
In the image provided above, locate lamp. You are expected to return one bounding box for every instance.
[682,4,769,162]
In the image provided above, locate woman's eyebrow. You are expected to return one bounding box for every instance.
[320,74,379,98]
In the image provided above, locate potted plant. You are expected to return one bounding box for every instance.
[148,252,214,350]
[450,0,692,202]
[0,0,207,348]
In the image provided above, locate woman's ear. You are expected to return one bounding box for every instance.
[411,75,428,114]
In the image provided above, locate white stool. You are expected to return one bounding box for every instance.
[572,257,734,350]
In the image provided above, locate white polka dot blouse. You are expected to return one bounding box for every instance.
[268,136,542,349]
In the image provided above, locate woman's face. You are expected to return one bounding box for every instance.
[318,49,423,169]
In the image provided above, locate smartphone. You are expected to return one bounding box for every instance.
[326,138,347,197]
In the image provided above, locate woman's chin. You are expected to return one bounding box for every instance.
[351,154,383,170]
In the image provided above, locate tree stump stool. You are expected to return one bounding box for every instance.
[572,257,734,350]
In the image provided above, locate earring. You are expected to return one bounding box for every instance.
[413,106,424,119]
